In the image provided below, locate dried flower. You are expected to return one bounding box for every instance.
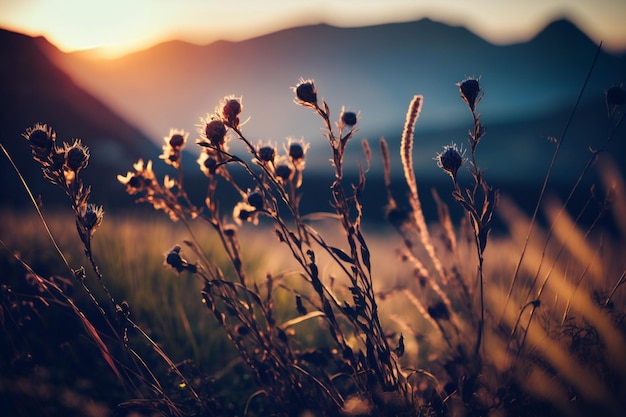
[23,123,55,152]
[458,77,482,112]
[340,108,358,128]
[274,158,294,183]
[436,143,466,180]
[286,137,309,171]
[220,95,243,129]
[159,129,188,168]
[79,204,104,236]
[65,140,89,173]
[256,141,277,163]
[247,189,264,210]
[204,118,228,148]
[293,78,318,107]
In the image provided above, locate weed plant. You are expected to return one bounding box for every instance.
[1,61,625,416]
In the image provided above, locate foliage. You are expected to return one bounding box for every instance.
[1,67,626,417]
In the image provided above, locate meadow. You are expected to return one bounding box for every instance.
[1,72,625,417]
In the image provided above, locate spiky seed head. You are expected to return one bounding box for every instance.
[294,79,317,106]
[258,145,276,162]
[458,78,482,111]
[275,163,293,181]
[169,133,185,148]
[25,124,55,150]
[222,97,242,128]
[205,119,227,147]
[81,204,104,234]
[247,190,264,210]
[66,141,89,172]
[436,143,465,180]
[288,142,304,160]
[340,110,358,127]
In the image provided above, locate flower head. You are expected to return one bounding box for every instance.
[64,139,89,173]
[339,108,358,129]
[436,143,466,180]
[79,204,104,237]
[274,156,294,183]
[203,118,228,148]
[286,137,309,171]
[256,141,277,164]
[23,124,58,166]
[159,129,188,168]
[458,77,482,112]
[220,95,243,129]
[23,123,55,152]
[246,188,265,211]
[293,78,318,107]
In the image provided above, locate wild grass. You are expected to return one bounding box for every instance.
[1,61,625,416]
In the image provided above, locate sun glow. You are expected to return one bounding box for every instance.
[1,0,625,57]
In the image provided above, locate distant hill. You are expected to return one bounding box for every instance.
[2,18,624,223]
[0,28,160,208]
[37,17,625,186]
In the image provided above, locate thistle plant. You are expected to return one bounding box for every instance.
[14,124,208,416]
[117,79,410,415]
[7,61,625,416]
[437,77,498,357]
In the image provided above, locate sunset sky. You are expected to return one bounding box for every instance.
[1,0,625,57]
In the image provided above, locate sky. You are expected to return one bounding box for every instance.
[1,0,625,57]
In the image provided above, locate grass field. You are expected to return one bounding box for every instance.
[1,77,626,416]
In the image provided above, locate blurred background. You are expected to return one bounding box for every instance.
[1,0,625,223]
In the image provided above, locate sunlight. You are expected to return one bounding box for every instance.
[1,0,625,56]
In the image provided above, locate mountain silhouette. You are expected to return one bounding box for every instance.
[0,28,160,208]
[38,17,625,183]
[2,18,624,220]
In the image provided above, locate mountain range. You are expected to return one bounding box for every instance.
[0,29,160,208]
[1,17,625,216]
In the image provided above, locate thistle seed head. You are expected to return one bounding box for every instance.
[65,140,89,172]
[221,96,242,128]
[80,204,104,235]
[436,143,466,180]
[288,142,304,160]
[24,123,55,150]
[293,78,317,106]
[257,144,276,163]
[160,129,188,168]
[340,109,358,127]
[458,77,482,112]
[275,163,293,182]
[169,133,185,148]
[205,119,227,147]
[247,189,264,210]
